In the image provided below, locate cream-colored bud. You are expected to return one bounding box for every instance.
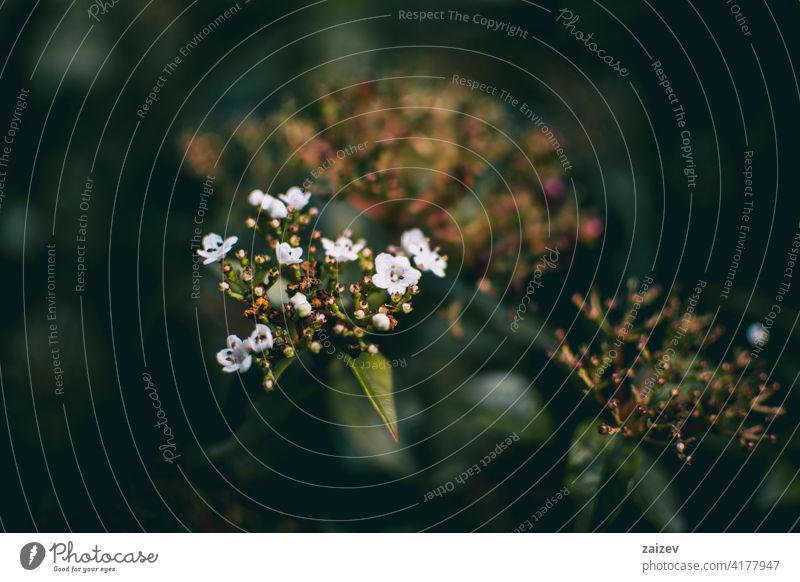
[372,313,391,331]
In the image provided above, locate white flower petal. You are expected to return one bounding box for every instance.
[279,186,311,210]
[248,189,265,206]
[248,324,273,352]
[401,228,429,256]
[277,243,303,265]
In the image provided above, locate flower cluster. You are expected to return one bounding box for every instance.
[199,186,447,389]
[552,279,784,462]
[182,78,599,294]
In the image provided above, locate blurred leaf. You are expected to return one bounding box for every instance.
[630,451,686,532]
[756,462,800,511]
[565,420,639,532]
[346,352,399,443]
[458,372,553,443]
[429,372,550,484]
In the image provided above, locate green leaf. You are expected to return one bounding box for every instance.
[565,419,639,531]
[346,352,399,443]
[630,451,687,532]
[756,462,800,511]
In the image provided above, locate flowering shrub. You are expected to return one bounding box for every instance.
[183,79,600,293]
[553,279,785,461]
[199,185,448,441]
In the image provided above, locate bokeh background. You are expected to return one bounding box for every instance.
[1,0,799,532]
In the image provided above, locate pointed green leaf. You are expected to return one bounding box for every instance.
[346,352,399,443]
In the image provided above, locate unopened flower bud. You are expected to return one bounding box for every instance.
[310,341,322,354]
[372,313,391,331]
[236,249,247,260]
[354,309,366,320]
[245,217,257,229]
[333,323,345,335]
[283,346,295,358]
[367,344,378,355]
[219,281,230,292]
[401,302,412,314]
[354,327,365,338]
[241,267,254,282]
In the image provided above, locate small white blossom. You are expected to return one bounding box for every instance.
[290,292,312,317]
[216,335,252,373]
[246,324,273,353]
[277,242,303,265]
[248,189,266,206]
[197,233,238,265]
[260,194,288,219]
[321,234,366,262]
[401,228,429,256]
[372,253,421,296]
[413,248,447,278]
[278,186,311,210]
[747,323,769,347]
[372,313,391,331]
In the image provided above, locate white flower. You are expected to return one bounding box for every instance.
[197,233,238,265]
[290,292,312,317]
[747,323,769,347]
[413,248,447,278]
[248,189,266,206]
[278,186,311,210]
[246,324,273,353]
[372,313,391,331]
[216,335,252,373]
[260,194,288,219]
[321,234,366,262]
[372,253,421,296]
[401,228,429,256]
[277,242,303,265]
